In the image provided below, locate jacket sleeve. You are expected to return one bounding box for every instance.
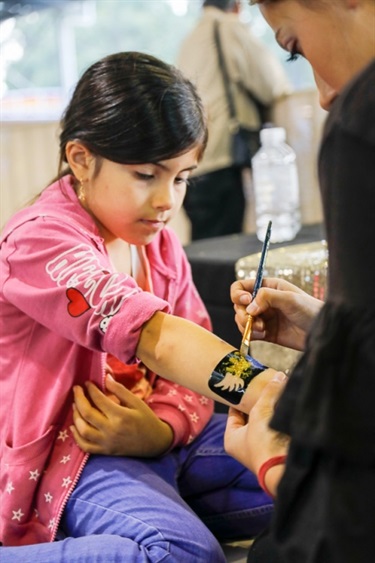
[146,377,213,448]
[145,229,214,447]
[1,217,170,365]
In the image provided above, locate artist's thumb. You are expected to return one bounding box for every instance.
[257,372,288,410]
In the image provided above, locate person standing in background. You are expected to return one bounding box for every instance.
[177,0,291,240]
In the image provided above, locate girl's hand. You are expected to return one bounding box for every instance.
[231,277,323,351]
[70,375,173,457]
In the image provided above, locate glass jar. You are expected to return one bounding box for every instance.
[235,240,328,300]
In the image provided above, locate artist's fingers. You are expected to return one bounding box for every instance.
[226,407,248,432]
[247,287,295,318]
[233,304,266,340]
[230,280,254,307]
[224,407,250,460]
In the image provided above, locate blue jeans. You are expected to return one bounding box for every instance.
[1,414,273,562]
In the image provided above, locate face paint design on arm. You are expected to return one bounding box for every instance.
[209,350,267,404]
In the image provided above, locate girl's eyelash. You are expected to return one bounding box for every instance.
[174,176,191,186]
[136,172,190,186]
[136,172,153,180]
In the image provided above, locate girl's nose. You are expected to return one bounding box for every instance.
[152,182,175,210]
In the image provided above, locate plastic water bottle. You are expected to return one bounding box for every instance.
[251,126,301,243]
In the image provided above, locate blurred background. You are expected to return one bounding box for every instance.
[0,0,326,237]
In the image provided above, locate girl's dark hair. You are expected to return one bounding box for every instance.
[58,51,208,175]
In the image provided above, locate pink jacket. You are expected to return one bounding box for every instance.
[0,176,214,546]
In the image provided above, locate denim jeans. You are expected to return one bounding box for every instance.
[1,414,273,562]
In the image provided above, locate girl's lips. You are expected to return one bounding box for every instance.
[141,219,166,230]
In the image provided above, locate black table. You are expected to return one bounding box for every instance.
[184,223,325,348]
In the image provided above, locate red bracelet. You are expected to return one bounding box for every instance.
[258,455,287,497]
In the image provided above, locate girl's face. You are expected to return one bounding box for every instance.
[259,0,374,109]
[83,147,199,245]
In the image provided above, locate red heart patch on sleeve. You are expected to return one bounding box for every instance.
[66,288,91,317]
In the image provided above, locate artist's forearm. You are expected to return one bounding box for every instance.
[136,311,276,413]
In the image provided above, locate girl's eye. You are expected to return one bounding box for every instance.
[136,172,154,181]
[175,177,190,186]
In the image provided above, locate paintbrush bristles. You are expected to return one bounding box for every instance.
[240,315,253,357]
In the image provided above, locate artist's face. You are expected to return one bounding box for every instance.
[259,0,368,110]
[83,148,199,245]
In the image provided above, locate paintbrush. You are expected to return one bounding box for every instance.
[240,221,272,357]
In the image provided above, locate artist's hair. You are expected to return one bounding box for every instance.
[58,51,207,177]
[203,0,237,11]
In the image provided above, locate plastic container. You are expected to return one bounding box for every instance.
[252,127,301,242]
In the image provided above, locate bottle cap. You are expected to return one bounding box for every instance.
[260,127,286,145]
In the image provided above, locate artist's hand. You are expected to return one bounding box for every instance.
[224,372,290,497]
[71,375,173,457]
[236,365,281,413]
[231,277,323,351]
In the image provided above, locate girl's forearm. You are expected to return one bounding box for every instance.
[136,311,277,413]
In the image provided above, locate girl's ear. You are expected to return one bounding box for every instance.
[65,141,94,180]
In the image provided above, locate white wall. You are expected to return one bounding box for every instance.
[1,121,60,228]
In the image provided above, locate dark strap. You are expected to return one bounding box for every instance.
[213,20,237,121]
[213,20,269,125]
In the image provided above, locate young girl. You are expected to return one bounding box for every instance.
[226,1,375,561]
[0,52,276,561]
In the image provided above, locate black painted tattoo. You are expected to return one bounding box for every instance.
[209,350,267,404]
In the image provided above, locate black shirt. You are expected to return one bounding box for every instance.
[269,59,375,563]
